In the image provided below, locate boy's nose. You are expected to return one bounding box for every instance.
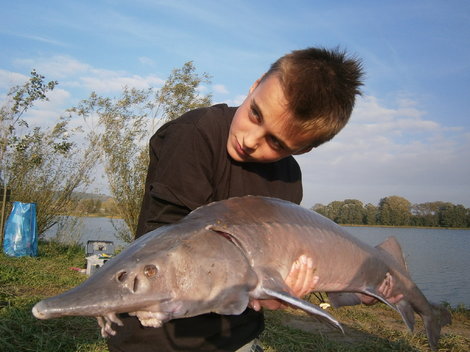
[243,131,262,152]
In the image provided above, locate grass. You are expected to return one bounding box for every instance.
[0,241,107,352]
[1,241,469,352]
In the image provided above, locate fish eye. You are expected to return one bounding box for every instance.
[144,264,158,278]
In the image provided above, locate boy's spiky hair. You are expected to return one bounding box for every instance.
[264,47,364,147]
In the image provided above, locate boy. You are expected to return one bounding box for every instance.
[107,47,398,352]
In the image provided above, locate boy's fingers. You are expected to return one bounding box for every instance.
[285,255,317,297]
[361,272,404,306]
[388,293,404,304]
[250,255,320,311]
[284,258,301,291]
[298,257,317,296]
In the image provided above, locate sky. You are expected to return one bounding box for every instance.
[1,0,469,208]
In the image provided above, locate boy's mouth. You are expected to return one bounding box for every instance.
[235,139,251,160]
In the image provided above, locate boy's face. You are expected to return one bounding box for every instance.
[227,74,314,163]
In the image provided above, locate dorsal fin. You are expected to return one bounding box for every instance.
[376,236,408,271]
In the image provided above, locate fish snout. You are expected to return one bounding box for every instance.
[32,301,50,319]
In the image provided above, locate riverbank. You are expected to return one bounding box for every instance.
[344,223,470,231]
[1,240,469,351]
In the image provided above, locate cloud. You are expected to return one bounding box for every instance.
[81,69,164,93]
[11,55,165,94]
[298,95,470,207]
[213,84,229,94]
[0,69,29,91]
[139,56,156,66]
[14,56,90,79]
[2,55,168,134]
[218,94,246,107]
[18,33,67,47]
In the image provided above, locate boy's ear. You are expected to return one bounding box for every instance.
[293,145,314,155]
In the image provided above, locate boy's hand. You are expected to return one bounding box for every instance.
[358,272,404,305]
[249,255,319,311]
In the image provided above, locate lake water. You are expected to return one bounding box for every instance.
[45,218,470,307]
[344,226,470,308]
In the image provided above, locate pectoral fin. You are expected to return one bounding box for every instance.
[262,287,344,333]
[257,270,343,333]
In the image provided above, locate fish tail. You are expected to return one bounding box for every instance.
[422,302,452,351]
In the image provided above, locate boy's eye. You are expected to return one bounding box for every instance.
[249,106,262,123]
[268,135,283,151]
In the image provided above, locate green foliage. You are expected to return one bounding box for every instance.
[438,203,467,228]
[0,71,99,238]
[70,62,212,242]
[364,203,378,225]
[313,197,469,228]
[157,61,212,123]
[70,88,152,242]
[378,196,411,226]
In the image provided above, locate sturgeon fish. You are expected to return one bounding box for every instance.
[32,196,451,350]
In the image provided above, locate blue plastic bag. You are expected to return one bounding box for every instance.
[3,201,38,257]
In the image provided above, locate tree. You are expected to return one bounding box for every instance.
[438,203,467,228]
[378,196,411,226]
[337,199,365,224]
[411,202,441,227]
[311,203,326,216]
[71,87,153,242]
[364,203,378,225]
[72,62,212,242]
[0,71,99,241]
[157,61,212,123]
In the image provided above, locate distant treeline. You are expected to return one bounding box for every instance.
[65,194,118,217]
[312,196,470,228]
[67,194,470,228]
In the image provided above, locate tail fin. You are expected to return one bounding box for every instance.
[423,302,452,350]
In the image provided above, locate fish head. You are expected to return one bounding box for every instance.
[32,230,184,323]
[32,223,257,334]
